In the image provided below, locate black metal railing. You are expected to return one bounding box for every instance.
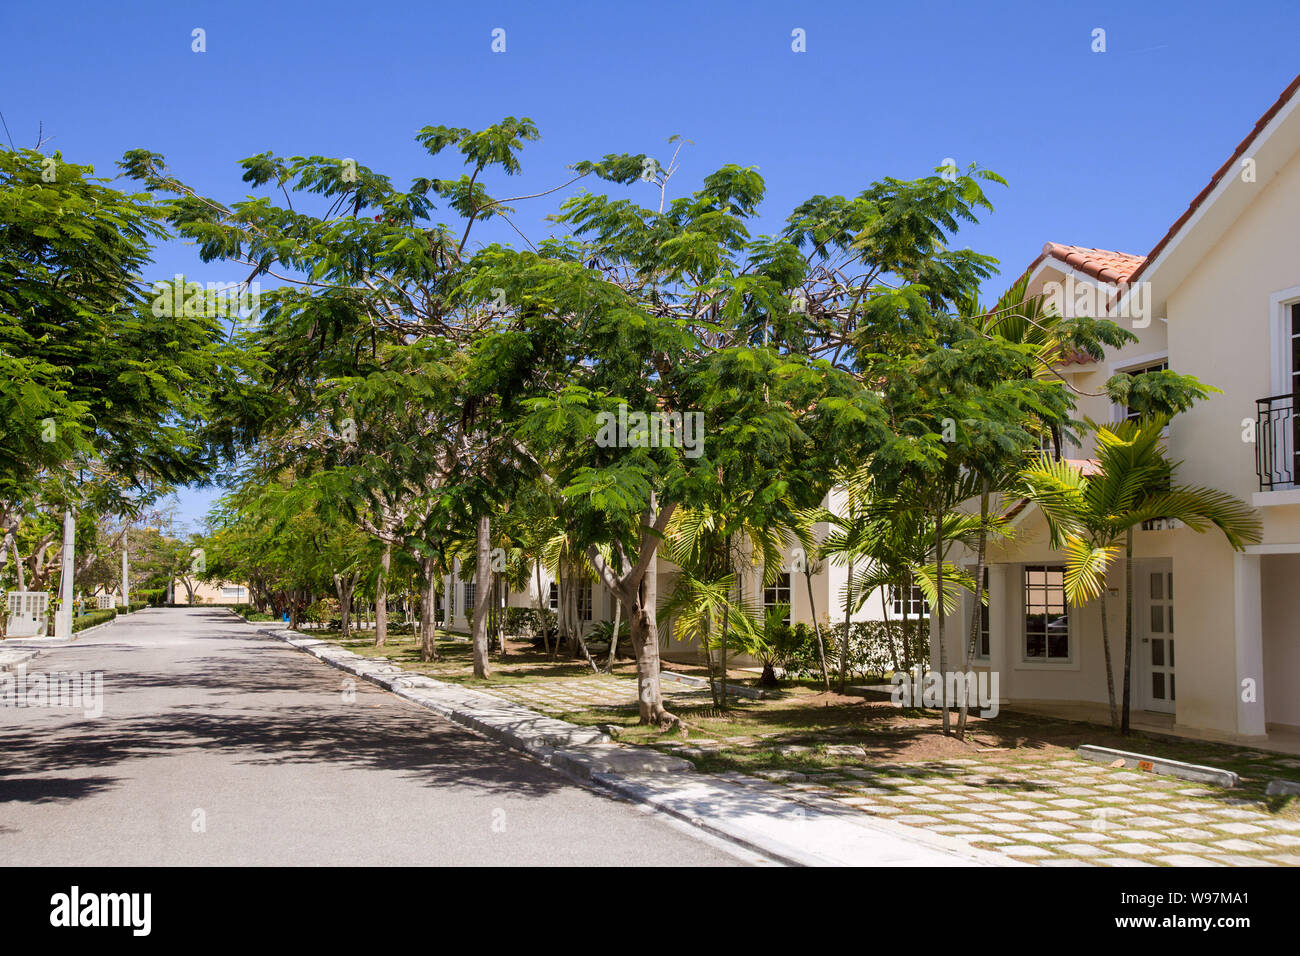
[1256,393,1296,491]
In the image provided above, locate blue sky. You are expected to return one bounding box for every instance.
[3,0,1298,530]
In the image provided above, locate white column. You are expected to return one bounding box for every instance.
[55,509,75,638]
[121,548,130,608]
[1233,553,1268,737]
[987,564,1010,702]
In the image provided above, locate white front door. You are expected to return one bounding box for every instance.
[1140,565,1175,714]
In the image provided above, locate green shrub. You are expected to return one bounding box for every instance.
[811,620,930,681]
[304,598,338,624]
[135,588,166,607]
[505,607,556,644]
[72,609,117,632]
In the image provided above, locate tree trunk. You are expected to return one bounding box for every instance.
[418,558,438,661]
[375,541,391,647]
[627,580,674,725]
[804,566,831,692]
[936,502,950,736]
[11,536,27,592]
[495,576,506,656]
[880,589,899,672]
[703,614,719,707]
[839,557,853,693]
[534,560,551,658]
[604,593,623,672]
[566,571,599,673]
[1100,585,1119,731]
[565,568,580,658]
[585,494,679,726]
[719,602,730,710]
[901,581,912,681]
[956,481,990,739]
[334,572,355,639]
[471,515,491,679]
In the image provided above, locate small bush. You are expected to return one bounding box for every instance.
[812,620,930,682]
[304,598,339,624]
[505,607,557,644]
[135,588,166,607]
[72,609,117,632]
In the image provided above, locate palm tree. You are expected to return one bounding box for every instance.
[661,501,785,707]
[810,467,975,695]
[1021,417,1260,732]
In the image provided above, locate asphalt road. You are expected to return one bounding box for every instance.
[0,607,745,866]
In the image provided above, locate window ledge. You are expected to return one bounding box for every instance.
[1014,659,1080,672]
[1252,488,1300,507]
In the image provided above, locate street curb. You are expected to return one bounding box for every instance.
[1265,778,1300,797]
[0,648,41,673]
[0,611,125,667]
[1077,743,1240,788]
[660,670,766,699]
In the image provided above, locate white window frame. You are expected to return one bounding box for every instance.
[1107,351,1169,424]
[1020,564,1073,667]
[763,571,792,625]
[890,583,930,619]
[1269,284,1300,396]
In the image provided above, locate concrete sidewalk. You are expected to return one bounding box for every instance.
[598,772,1018,866]
[245,615,1016,867]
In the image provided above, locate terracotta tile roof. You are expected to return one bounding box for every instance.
[1040,243,1146,284]
[1065,457,1103,477]
[1129,71,1300,285]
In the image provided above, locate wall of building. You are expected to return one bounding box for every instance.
[1261,553,1300,730]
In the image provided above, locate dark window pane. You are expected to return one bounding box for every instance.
[1151,638,1164,667]
[1151,605,1164,633]
[1153,672,1165,699]
[1150,573,1163,600]
[1169,640,1174,668]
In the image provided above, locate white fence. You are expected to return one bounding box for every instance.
[6,591,51,638]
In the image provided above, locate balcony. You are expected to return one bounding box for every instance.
[1256,393,1295,492]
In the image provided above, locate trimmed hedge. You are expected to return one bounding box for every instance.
[72,608,117,632]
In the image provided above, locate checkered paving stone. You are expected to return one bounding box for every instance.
[731,754,1300,867]
[488,677,1298,866]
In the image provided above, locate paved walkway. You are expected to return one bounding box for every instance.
[494,673,1300,866]
[734,756,1300,866]
[0,608,747,865]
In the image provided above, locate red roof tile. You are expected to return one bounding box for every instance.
[1040,243,1146,285]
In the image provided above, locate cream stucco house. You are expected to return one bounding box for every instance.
[931,72,1300,747]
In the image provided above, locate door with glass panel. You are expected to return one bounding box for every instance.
[1141,563,1175,714]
